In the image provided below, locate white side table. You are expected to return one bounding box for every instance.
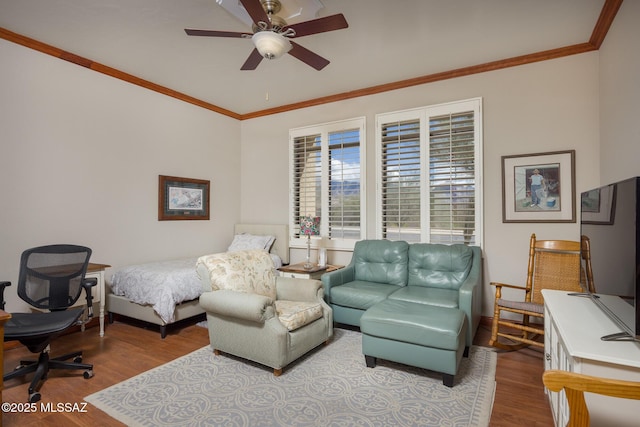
[277,263,343,280]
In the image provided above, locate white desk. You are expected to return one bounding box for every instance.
[62,263,109,337]
[543,290,640,426]
[86,263,109,337]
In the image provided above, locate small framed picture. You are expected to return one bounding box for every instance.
[158,175,210,221]
[501,150,575,223]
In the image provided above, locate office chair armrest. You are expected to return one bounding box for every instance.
[0,281,11,310]
[81,277,98,318]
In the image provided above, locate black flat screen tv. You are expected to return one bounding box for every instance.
[580,176,640,342]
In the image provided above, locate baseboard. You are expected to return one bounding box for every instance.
[480,316,493,327]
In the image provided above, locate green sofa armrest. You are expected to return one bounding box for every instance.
[321,264,356,302]
[199,289,275,323]
[458,246,482,344]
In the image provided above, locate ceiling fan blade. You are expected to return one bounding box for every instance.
[185,29,250,38]
[285,14,348,38]
[239,0,271,27]
[288,41,330,70]
[241,48,264,70]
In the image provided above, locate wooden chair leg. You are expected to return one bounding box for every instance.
[489,294,502,347]
[273,368,282,376]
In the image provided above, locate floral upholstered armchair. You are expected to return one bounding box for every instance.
[196,249,333,375]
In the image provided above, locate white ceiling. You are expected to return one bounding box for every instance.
[0,0,607,115]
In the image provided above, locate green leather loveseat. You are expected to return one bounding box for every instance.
[321,239,482,347]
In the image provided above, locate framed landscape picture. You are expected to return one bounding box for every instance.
[501,150,576,223]
[158,175,210,221]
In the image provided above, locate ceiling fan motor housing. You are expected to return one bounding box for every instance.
[261,0,282,16]
[252,0,288,33]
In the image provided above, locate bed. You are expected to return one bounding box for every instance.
[106,223,289,338]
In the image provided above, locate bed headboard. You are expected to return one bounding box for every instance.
[234,224,290,265]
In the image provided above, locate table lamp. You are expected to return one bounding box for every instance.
[300,215,320,269]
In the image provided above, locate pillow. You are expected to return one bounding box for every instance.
[275,300,323,331]
[270,253,283,269]
[198,249,277,299]
[227,233,275,252]
[264,235,276,252]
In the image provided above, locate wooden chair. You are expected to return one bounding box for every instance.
[489,233,587,350]
[543,370,640,427]
[580,234,596,293]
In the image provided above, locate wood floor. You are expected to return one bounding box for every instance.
[1,319,553,426]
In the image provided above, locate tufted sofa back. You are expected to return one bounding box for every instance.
[352,240,409,286]
[408,243,473,290]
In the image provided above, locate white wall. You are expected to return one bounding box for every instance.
[3,14,625,319]
[0,39,242,311]
[599,0,640,184]
[240,53,600,317]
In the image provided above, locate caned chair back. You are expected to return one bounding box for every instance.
[18,244,92,311]
[528,237,582,305]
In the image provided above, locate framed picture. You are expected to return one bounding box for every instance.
[581,184,617,224]
[158,175,210,221]
[501,150,576,223]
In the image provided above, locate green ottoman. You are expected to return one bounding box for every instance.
[360,299,468,387]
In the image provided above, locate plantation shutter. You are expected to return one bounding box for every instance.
[377,98,482,246]
[380,119,422,242]
[293,134,321,236]
[290,117,366,248]
[328,129,361,239]
[429,111,476,245]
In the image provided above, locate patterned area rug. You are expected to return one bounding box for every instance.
[85,328,496,427]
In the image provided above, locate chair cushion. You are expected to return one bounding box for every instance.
[388,286,459,309]
[4,309,85,341]
[275,300,323,331]
[408,244,473,290]
[197,249,276,300]
[330,280,400,310]
[361,299,466,351]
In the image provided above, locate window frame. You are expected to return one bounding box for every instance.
[289,117,367,251]
[375,98,483,247]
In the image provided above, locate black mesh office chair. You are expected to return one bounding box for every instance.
[0,244,97,403]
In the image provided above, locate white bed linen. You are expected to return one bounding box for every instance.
[109,258,201,324]
[109,253,282,324]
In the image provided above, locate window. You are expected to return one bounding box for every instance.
[290,117,366,250]
[376,98,483,246]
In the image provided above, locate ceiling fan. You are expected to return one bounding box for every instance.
[184,0,348,71]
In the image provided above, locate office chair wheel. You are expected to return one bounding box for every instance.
[73,356,82,363]
[29,392,41,403]
[83,370,94,379]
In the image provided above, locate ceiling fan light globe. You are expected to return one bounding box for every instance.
[252,31,291,60]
